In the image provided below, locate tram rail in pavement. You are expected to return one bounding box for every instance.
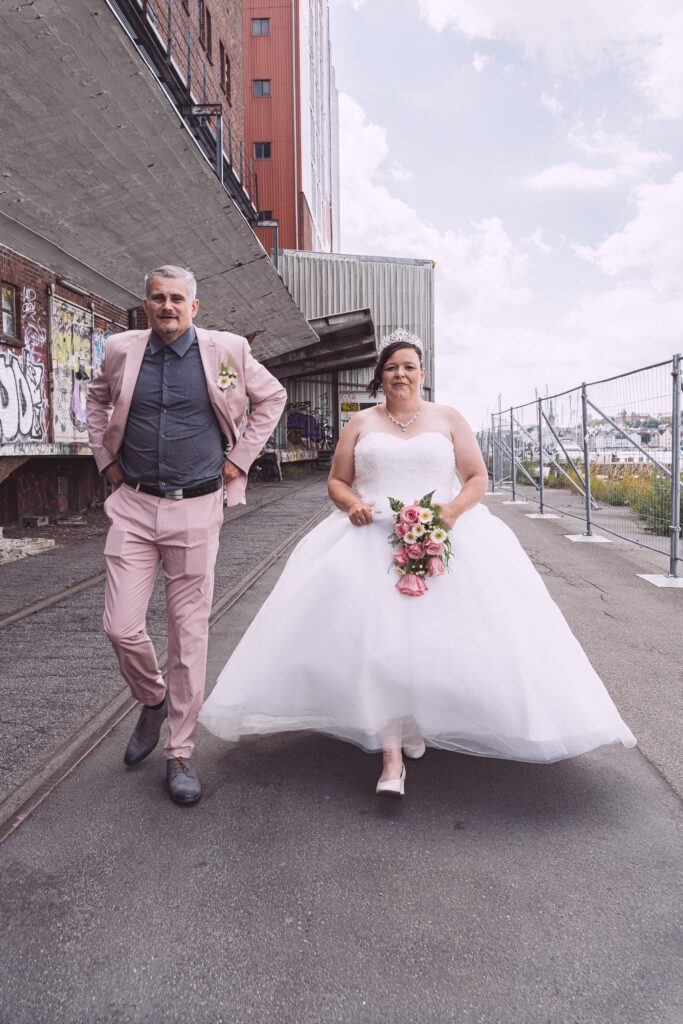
[0,483,331,845]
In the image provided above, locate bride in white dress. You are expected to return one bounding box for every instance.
[200,330,636,796]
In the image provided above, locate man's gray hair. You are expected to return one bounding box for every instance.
[145,265,197,301]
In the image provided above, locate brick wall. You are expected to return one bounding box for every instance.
[146,0,245,165]
[0,244,130,448]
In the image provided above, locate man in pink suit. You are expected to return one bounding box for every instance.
[86,266,286,804]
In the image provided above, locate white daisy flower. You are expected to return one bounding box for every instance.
[413,524,425,537]
[418,508,433,524]
[404,530,417,544]
[431,527,448,543]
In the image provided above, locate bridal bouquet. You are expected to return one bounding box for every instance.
[388,491,452,597]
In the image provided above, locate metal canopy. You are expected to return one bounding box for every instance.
[263,309,377,379]
[0,0,318,361]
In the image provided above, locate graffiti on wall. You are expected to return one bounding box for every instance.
[50,298,92,442]
[91,325,113,377]
[0,348,46,443]
[20,286,49,441]
[285,394,334,450]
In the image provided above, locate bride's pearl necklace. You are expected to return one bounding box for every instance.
[385,403,422,432]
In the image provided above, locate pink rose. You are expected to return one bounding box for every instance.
[399,505,421,526]
[392,548,409,567]
[428,557,445,578]
[394,522,408,538]
[405,542,424,560]
[396,573,428,597]
[424,540,443,556]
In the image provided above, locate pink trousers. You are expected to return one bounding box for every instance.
[102,483,223,758]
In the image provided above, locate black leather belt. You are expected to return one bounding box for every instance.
[124,476,222,500]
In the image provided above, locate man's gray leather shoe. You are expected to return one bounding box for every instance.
[166,756,202,805]
[123,696,168,766]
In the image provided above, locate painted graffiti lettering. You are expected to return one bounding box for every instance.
[51,298,92,442]
[22,287,48,350]
[0,349,46,442]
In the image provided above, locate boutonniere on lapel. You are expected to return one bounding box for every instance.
[216,358,238,392]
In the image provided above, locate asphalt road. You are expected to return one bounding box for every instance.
[0,491,680,1024]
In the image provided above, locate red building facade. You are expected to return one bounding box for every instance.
[243,0,340,254]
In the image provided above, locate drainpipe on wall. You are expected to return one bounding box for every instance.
[291,0,299,248]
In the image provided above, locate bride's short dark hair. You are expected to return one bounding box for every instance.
[368,340,423,398]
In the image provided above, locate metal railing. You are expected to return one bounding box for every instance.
[478,355,683,577]
[109,0,261,224]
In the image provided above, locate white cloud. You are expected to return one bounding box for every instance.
[524,228,552,253]
[539,91,563,118]
[339,93,531,317]
[471,51,495,73]
[525,163,621,190]
[574,173,683,288]
[388,161,414,183]
[564,174,683,368]
[339,93,540,420]
[338,91,681,421]
[525,130,671,190]
[414,0,683,118]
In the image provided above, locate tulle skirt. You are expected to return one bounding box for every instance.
[199,504,636,762]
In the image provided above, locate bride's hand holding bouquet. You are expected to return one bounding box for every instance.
[388,490,453,597]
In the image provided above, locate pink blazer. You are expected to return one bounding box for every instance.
[86,327,287,506]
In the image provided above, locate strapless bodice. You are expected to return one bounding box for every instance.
[353,431,459,510]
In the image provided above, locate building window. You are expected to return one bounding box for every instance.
[253,79,271,97]
[198,0,206,47]
[1,283,19,341]
[254,142,271,160]
[219,42,231,103]
[258,210,273,221]
[252,18,270,36]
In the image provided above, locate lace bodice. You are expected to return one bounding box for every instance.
[353,432,459,511]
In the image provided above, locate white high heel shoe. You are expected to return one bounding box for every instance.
[402,740,426,760]
[376,763,406,798]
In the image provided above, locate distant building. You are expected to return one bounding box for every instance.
[243,0,340,253]
[260,250,435,462]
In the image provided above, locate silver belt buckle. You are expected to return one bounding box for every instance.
[166,488,184,501]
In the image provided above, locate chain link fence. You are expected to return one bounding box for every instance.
[478,355,683,577]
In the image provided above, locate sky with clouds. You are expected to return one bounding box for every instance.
[329,0,683,427]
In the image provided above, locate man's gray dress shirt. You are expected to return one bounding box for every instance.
[120,327,224,490]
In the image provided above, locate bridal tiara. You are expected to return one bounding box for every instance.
[378,328,424,356]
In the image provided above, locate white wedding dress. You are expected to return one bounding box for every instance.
[200,431,636,762]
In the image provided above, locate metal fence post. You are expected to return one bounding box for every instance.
[669,353,681,577]
[490,413,496,491]
[508,407,515,500]
[581,383,593,536]
[537,398,544,515]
